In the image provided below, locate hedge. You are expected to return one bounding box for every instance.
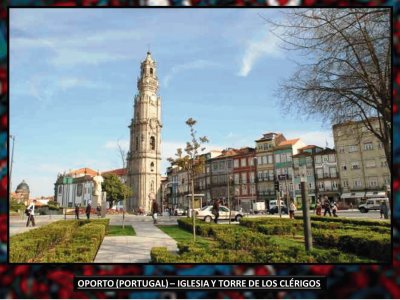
[177,218,238,237]
[294,215,390,227]
[212,227,270,250]
[310,221,390,234]
[239,217,299,229]
[10,219,109,263]
[312,229,390,261]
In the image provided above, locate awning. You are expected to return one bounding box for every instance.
[365,191,386,198]
[341,192,365,199]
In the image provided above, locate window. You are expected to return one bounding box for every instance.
[234,159,239,168]
[150,68,153,75]
[241,158,247,167]
[349,145,358,153]
[269,170,274,180]
[351,161,360,170]
[241,173,247,184]
[77,184,83,197]
[219,161,225,170]
[353,179,362,188]
[212,162,218,171]
[341,163,347,171]
[150,162,155,172]
[249,158,254,166]
[281,153,287,163]
[315,156,321,163]
[378,142,383,149]
[338,146,345,154]
[329,154,336,162]
[250,173,255,183]
[258,171,263,181]
[136,137,139,151]
[330,167,337,177]
[227,160,232,169]
[150,136,155,150]
[275,154,281,163]
[234,174,240,184]
[368,177,378,187]
[268,155,273,164]
[363,142,373,151]
[337,130,343,137]
[323,155,329,162]
[381,160,388,168]
[293,159,299,168]
[250,185,255,195]
[342,179,348,187]
[241,185,247,195]
[58,186,62,194]
[365,160,376,168]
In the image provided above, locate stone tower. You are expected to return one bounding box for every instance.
[127,52,162,213]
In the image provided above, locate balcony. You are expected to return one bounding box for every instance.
[316,173,338,179]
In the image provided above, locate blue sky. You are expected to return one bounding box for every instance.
[10,8,333,197]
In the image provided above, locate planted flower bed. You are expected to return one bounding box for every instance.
[10,219,109,263]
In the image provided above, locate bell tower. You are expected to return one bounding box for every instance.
[127,51,162,213]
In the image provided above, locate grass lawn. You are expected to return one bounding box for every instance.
[107,225,136,236]
[158,225,216,249]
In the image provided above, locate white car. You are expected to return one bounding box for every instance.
[195,205,243,223]
[358,198,388,213]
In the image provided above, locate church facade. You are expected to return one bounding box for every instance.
[127,52,162,213]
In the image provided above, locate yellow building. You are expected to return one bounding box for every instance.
[333,119,390,205]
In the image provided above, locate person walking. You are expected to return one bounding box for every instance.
[96,205,101,218]
[212,199,220,224]
[26,199,37,227]
[86,202,91,220]
[380,200,389,219]
[289,200,296,219]
[152,199,159,224]
[315,200,322,216]
[332,202,338,217]
[75,204,80,220]
[323,199,332,216]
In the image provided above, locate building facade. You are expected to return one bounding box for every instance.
[232,147,256,211]
[255,133,286,205]
[55,168,97,208]
[333,119,390,205]
[127,52,162,213]
[14,180,30,204]
[314,148,340,203]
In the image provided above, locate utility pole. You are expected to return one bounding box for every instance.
[9,135,15,198]
[301,181,312,252]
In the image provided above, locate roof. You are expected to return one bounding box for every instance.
[16,180,29,192]
[293,152,312,158]
[255,132,282,142]
[314,148,336,155]
[68,168,97,177]
[275,138,300,149]
[102,168,127,177]
[299,145,318,150]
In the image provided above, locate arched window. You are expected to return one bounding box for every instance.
[150,136,155,150]
[136,137,139,151]
[150,162,154,172]
[150,68,153,75]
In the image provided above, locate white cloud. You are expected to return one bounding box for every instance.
[238,30,282,77]
[163,60,220,87]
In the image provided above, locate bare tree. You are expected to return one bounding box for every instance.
[116,139,131,228]
[168,118,208,242]
[266,8,391,172]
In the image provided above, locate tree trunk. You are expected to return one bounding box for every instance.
[191,175,196,242]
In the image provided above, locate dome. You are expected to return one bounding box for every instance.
[16,180,30,193]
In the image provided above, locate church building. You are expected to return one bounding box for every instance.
[127,52,162,213]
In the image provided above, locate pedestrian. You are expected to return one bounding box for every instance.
[152,199,159,224]
[75,204,80,220]
[332,202,338,217]
[380,200,389,219]
[26,199,37,227]
[315,201,322,216]
[323,199,332,217]
[96,205,101,218]
[86,202,91,220]
[212,199,220,224]
[289,200,296,219]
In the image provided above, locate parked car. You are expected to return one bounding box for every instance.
[268,200,288,215]
[195,205,243,223]
[174,208,185,216]
[358,198,388,213]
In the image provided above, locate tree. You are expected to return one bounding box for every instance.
[47,200,60,211]
[168,118,208,242]
[266,8,391,172]
[102,174,132,209]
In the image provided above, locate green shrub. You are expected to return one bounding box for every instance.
[295,215,390,227]
[257,223,300,236]
[10,219,110,263]
[312,229,390,261]
[150,247,177,263]
[213,227,270,250]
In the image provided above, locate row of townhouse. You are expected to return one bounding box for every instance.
[164,118,390,211]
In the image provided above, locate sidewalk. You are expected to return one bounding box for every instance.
[94,218,178,263]
[10,215,65,236]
